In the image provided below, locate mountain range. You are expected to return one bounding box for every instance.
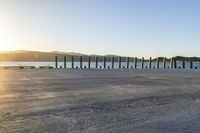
[0,50,199,62]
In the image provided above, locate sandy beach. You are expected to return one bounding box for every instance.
[0,69,200,133]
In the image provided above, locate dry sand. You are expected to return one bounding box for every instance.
[0,69,200,133]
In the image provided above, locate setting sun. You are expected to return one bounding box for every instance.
[0,7,17,51]
[0,34,16,51]
[0,40,14,51]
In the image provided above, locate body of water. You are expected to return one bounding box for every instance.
[0,61,200,69]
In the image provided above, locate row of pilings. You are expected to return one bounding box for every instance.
[55,56,196,69]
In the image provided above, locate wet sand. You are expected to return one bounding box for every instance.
[0,69,200,133]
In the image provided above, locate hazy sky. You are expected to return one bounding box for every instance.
[0,0,200,57]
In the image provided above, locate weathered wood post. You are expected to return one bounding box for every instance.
[112,57,114,69]
[118,57,122,69]
[170,57,173,69]
[141,57,144,69]
[182,58,185,69]
[156,58,159,69]
[71,56,74,68]
[135,57,137,69]
[80,56,83,68]
[88,56,91,69]
[126,57,129,69]
[174,57,177,69]
[103,56,106,69]
[149,57,152,69]
[95,56,98,69]
[163,57,166,69]
[55,56,58,69]
[190,58,193,69]
[64,56,67,69]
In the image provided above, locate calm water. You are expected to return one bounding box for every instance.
[0,61,200,69]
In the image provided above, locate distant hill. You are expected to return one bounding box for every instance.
[0,50,130,62]
[0,50,115,62]
[0,50,87,62]
[51,51,86,56]
[0,50,199,62]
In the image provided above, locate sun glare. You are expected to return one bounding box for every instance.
[0,39,14,51]
[0,8,17,52]
[0,45,13,51]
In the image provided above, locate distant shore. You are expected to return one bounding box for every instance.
[0,50,200,62]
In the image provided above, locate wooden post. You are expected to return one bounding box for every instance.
[163,57,166,69]
[182,58,185,69]
[80,56,83,68]
[190,58,193,69]
[112,57,114,69]
[156,58,159,69]
[88,56,91,69]
[55,56,58,69]
[71,56,74,69]
[95,56,98,69]
[64,56,67,69]
[141,57,144,69]
[174,57,177,69]
[149,57,152,69]
[135,57,137,69]
[170,57,173,69]
[118,57,122,69]
[126,57,129,69]
[103,56,106,69]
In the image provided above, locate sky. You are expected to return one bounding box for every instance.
[0,0,200,57]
